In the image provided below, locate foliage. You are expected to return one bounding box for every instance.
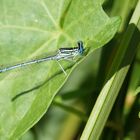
[0,0,139,140]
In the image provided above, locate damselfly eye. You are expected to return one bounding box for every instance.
[77,41,84,54]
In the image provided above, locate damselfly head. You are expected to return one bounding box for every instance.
[77,41,84,55]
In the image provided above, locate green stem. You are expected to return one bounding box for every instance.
[80,1,140,140]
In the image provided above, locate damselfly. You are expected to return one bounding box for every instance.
[0,41,84,75]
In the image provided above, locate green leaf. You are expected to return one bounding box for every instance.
[0,0,120,139]
[80,0,140,139]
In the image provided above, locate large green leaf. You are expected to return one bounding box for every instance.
[0,0,120,139]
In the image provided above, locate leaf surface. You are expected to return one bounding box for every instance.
[0,0,120,139]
